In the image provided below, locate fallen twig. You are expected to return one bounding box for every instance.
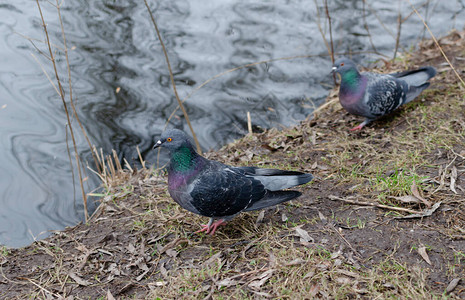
[395,201,441,219]
[328,224,362,258]
[328,195,419,214]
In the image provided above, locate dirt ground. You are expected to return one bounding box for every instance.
[1,30,464,299]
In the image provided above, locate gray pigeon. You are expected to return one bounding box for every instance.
[331,57,436,130]
[153,129,313,235]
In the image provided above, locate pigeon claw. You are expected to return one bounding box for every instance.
[349,124,364,131]
[195,219,226,235]
[195,224,211,234]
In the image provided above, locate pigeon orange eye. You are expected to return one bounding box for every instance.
[340,62,344,66]
[167,138,172,142]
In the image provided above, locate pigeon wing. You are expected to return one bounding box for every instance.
[189,168,266,218]
[364,73,406,118]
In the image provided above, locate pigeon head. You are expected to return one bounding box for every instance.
[331,57,358,75]
[332,58,362,89]
[153,129,195,152]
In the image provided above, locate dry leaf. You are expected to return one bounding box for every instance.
[248,269,274,290]
[446,278,461,294]
[127,243,136,254]
[317,164,329,170]
[97,248,113,256]
[311,131,317,145]
[159,238,187,254]
[203,251,222,267]
[285,258,306,266]
[335,276,351,284]
[295,227,314,243]
[336,269,359,278]
[251,291,273,298]
[397,201,441,219]
[303,270,315,280]
[217,278,237,287]
[151,281,167,287]
[309,283,320,297]
[318,211,327,222]
[166,249,178,258]
[450,166,457,194]
[255,210,265,227]
[417,246,432,265]
[107,263,121,276]
[281,213,288,222]
[390,195,420,204]
[136,269,150,282]
[331,250,341,259]
[137,260,149,272]
[160,262,168,279]
[411,181,431,208]
[268,252,277,267]
[316,262,330,270]
[68,272,91,286]
[353,287,369,294]
[107,290,116,300]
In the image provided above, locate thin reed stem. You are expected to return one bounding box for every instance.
[406,0,465,87]
[313,0,331,62]
[365,1,408,54]
[393,3,402,60]
[55,0,101,175]
[324,0,335,64]
[143,0,202,154]
[362,0,379,56]
[36,0,89,221]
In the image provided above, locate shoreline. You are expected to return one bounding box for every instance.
[1,30,464,298]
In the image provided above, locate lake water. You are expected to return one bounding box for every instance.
[0,0,463,247]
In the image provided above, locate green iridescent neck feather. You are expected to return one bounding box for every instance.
[341,69,359,88]
[170,145,197,172]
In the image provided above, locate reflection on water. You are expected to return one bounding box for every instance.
[0,0,463,247]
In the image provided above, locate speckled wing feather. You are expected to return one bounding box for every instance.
[363,73,406,119]
[189,167,266,218]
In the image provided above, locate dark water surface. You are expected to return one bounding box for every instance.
[0,0,463,247]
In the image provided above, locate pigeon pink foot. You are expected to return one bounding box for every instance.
[195,219,226,235]
[349,124,364,131]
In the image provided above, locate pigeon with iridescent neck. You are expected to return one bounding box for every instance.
[154,129,313,235]
[331,57,436,130]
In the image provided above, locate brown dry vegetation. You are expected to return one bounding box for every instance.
[1,30,465,299]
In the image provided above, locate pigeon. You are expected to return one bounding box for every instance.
[331,57,436,130]
[153,129,313,235]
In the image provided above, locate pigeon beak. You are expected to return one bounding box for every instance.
[153,139,163,149]
[331,66,337,74]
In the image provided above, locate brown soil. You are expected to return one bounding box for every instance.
[1,30,464,299]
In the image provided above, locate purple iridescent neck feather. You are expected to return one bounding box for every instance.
[339,69,367,105]
[168,145,206,190]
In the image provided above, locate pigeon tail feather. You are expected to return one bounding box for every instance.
[391,66,436,87]
[404,82,430,104]
[252,173,313,191]
[238,167,308,176]
[244,190,301,212]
